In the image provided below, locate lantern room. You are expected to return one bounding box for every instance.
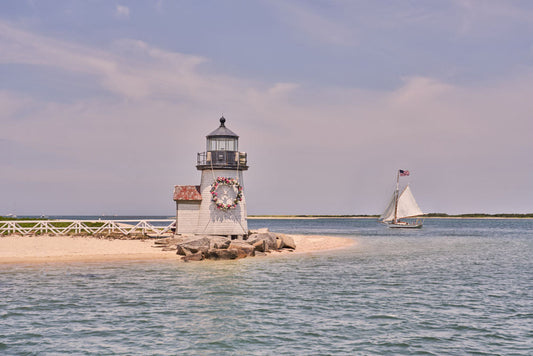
[197,117,248,170]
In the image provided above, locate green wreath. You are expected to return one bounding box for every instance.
[210,176,243,211]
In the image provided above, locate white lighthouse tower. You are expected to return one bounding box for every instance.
[173,117,248,237]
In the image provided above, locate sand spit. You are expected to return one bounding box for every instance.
[289,234,355,254]
[0,234,355,264]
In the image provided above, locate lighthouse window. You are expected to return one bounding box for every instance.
[207,138,238,151]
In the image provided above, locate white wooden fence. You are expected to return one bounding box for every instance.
[0,219,176,237]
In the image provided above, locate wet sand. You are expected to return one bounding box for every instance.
[0,234,355,264]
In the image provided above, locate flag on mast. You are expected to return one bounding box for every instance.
[399,169,410,176]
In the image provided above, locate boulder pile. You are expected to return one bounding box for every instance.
[152,229,296,262]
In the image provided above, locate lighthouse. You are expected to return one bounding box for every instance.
[173,117,249,237]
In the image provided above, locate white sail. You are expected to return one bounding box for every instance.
[380,192,397,222]
[396,185,423,219]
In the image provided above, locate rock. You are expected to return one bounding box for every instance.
[176,237,210,255]
[176,245,192,256]
[228,241,255,258]
[171,232,292,261]
[250,238,267,252]
[152,237,181,250]
[206,248,239,260]
[259,232,279,250]
[148,234,174,239]
[229,248,247,259]
[280,234,296,249]
[248,232,279,251]
[209,236,231,250]
[181,252,204,262]
[275,235,284,249]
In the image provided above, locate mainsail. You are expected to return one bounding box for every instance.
[396,186,423,219]
[380,185,423,222]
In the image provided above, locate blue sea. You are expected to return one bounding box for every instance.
[1,218,532,355]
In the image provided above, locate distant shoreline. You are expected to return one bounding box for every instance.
[248,215,533,220]
[248,216,377,220]
[2,214,532,222]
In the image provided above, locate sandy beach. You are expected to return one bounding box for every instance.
[0,234,355,264]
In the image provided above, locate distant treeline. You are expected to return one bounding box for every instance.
[0,216,46,221]
[250,213,533,218]
[3,213,532,221]
[424,213,533,218]
[250,215,379,218]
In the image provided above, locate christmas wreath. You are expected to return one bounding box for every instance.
[210,176,243,211]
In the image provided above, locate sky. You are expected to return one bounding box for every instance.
[1,0,532,216]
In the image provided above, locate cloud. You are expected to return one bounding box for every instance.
[453,0,533,35]
[0,21,213,99]
[267,0,533,50]
[267,1,356,46]
[0,21,532,214]
[0,90,34,118]
[115,5,130,19]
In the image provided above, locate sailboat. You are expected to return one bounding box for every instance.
[380,169,424,228]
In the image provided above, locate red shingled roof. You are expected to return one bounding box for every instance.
[173,185,202,201]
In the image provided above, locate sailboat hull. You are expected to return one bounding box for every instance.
[386,223,423,229]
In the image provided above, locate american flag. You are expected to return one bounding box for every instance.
[399,169,410,176]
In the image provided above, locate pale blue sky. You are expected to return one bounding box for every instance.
[1,0,532,215]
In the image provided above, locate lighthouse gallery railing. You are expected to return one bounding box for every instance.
[197,151,247,167]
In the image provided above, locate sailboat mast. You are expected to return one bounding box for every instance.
[393,170,400,223]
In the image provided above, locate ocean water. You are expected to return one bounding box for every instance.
[1,218,531,355]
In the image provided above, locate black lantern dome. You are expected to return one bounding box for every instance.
[197,117,248,170]
[207,117,238,138]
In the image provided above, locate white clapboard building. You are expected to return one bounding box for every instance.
[173,117,248,237]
